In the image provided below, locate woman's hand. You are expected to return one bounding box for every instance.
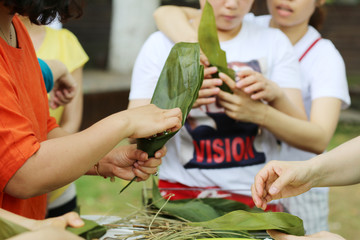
[217,72,267,124]
[96,144,165,181]
[193,66,223,108]
[49,71,77,109]
[235,69,282,103]
[267,230,345,240]
[251,160,315,211]
[124,104,182,139]
[31,212,84,230]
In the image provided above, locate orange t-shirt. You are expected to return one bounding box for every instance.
[0,16,58,220]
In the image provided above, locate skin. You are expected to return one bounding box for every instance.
[0,209,83,240]
[44,59,77,108]
[251,136,360,240]
[20,16,84,134]
[153,0,341,154]
[0,5,183,199]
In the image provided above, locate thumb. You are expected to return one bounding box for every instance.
[268,173,291,197]
[61,212,84,228]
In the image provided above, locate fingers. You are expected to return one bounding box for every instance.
[203,66,217,78]
[44,212,84,229]
[267,230,296,240]
[200,53,210,67]
[60,212,84,228]
[163,107,183,132]
[219,72,236,89]
[134,158,161,181]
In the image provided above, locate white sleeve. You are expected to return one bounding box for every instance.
[129,32,173,100]
[268,29,302,89]
[309,40,351,109]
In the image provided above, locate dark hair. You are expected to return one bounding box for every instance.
[309,5,327,30]
[1,0,84,24]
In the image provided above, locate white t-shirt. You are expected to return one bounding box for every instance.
[252,15,351,163]
[130,20,301,196]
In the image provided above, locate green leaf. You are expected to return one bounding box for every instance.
[0,217,29,239]
[150,178,304,236]
[67,218,106,239]
[198,0,236,93]
[190,210,305,236]
[137,42,204,157]
[152,178,220,222]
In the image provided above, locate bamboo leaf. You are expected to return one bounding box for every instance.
[0,217,29,239]
[152,177,220,222]
[198,0,235,92]
[190,210,305,236]
[150,178,304,236]
[137,42,204,157]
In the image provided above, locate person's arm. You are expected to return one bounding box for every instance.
[234,69,307,121]
[267,229,345,240]
[251,136,360,210]
[4,104,182,199]
[44,59,77,109]
[153,5,199,43]
[58,67,83,133]
[219,73,339,154]
[0,209,84,240]
[0,209,83,230]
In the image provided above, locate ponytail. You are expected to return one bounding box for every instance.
[309,5,327,30]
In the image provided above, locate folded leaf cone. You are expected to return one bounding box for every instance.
[198,0,235,92]
[137,42,204,157]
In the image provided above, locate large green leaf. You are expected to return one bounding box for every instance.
[0,217,29,239]
[150,178,304,236]
[190,210,305,236]
[137,42,204,157]
[198,0,235,93]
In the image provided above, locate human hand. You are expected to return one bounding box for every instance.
[193,66,223,108]
[124,104,182,139]
[251,160,315,211]
[49,71,77,109]
[235,69,282,103]
[267,230,345,240]
[217,72,267,124]
[97,144,165,181]
[31,212,84,230]
[9,227,82,240]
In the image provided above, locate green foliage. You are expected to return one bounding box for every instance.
[151,178,305,237]
[198,0,235,93]
[137,42,204,157]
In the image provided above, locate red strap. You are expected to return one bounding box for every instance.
[299,37,322,62]
[158,180,283,212]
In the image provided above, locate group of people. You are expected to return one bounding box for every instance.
[0,0,356,239]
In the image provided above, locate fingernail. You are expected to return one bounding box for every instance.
[74,219,84,226]
[269,186,278,195]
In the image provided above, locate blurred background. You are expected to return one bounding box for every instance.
[60,0,360,239]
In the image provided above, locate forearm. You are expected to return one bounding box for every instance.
[310,136,360,187]
[153,5,198,43]
[43,59,67,81]
[5,112,132,198]
[60,68,83,133]
[269,88,307,120]
[0,209,34,229]
[261,106,332,154]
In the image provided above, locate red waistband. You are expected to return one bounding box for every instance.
[158,180,283,212]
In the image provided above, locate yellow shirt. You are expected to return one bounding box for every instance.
[36,27,89,205]
[37,27,89,123]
